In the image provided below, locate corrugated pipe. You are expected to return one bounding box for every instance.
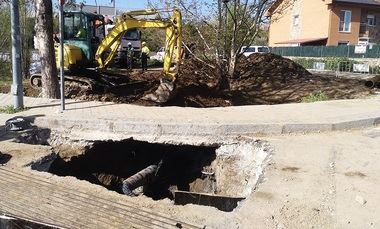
[122,165,158,196]
[365,76,380,89]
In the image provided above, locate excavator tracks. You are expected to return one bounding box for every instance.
[30,69,148,93]
[29,69,176,104]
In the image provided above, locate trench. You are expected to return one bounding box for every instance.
[24,134,270,212]
[49,139,218,201]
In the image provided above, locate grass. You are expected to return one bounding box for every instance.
[301,91,329,103]
[0,62,12,85]
[0,105,28,114]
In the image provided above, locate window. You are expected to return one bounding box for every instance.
[293,15,300,26]
[244,47,256,52]
[367,14,376,26]
[338,41,349,46]
[64,13,87,40]
[123,29,141,41]
[257,47,270,53]
[339,10,351,32]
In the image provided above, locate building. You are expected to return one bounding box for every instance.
[267,0,380,46]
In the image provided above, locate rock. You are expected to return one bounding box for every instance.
[355,195,367,205]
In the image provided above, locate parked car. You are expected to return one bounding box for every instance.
[150,46,182,62]
[151,47,166,61]
[240,45,270,57]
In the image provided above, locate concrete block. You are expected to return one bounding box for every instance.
[219,124,283,135]
[282,123,332,134]
[332,118,375,131]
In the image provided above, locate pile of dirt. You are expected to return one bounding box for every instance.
[0,54,373,107]
[235,53,311,80]
[167,53,371,106]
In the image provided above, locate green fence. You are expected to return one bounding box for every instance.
[271,45,380,58]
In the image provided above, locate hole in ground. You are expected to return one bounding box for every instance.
[49,139,217,200]
[37,139,270,212]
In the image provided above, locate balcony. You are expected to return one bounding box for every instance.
[359,23,376,38]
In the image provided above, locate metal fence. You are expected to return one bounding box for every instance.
[271,45,380,58]
[303,60,380,78]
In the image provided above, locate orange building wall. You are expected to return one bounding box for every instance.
[268,0,294,46]
[327,4,362,45]
[268,0,331,46]
[299,0,330,39]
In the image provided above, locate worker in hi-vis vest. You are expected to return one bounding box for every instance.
[141,41,150,71]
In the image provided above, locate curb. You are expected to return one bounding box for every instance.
[29,115,380,139]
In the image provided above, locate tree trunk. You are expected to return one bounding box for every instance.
[20,0,31,79]
[35,0,60,98]
[214,0,229,91]
[228,51,237,78]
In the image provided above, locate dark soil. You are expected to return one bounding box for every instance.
[0,81,40,97]
[0,53,373,107]
[49,139,216,200]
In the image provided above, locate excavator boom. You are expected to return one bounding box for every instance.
[95,9,182,81]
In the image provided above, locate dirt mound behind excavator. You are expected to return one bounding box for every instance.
[2,53,370,107]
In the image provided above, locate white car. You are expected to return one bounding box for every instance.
[151,47,166,61]
[240,45,270,57]
[151,47,181,62]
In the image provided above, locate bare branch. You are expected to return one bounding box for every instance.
[182,41,216,69]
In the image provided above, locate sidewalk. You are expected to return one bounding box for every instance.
[1,93,379,140]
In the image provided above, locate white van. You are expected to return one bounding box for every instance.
[240,45,270,57]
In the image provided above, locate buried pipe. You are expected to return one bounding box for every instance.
[364,75,380,89]
[122,165,158,196]
[376,81,380,89]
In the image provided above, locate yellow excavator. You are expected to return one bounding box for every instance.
[31,8,182,103]
[96,9,182,81]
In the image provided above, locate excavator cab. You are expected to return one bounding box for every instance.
[56,11,105,70]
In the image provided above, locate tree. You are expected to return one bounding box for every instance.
[140,28,166,52]
[148,0,293,85]
[0,4,11,55]
[20,0,36,79]
[1,1,36,79]
[35,0,60,98]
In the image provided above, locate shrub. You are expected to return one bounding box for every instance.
[0,105,28,114]
[0,62,11,81]
[301,91,329,103]
[293,58,316,69]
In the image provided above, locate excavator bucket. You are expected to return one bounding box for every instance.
[142,78,175,103]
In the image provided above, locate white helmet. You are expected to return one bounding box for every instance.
[127,42,132,46]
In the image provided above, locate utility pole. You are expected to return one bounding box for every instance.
[59,0,65,111]
[10,0,24,109]
[113,0,116,18]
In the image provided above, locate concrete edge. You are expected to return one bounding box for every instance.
[28,115,380,140]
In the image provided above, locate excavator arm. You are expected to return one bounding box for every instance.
[95,9,182,81]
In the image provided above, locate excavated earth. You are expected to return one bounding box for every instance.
[0,53,372,107]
